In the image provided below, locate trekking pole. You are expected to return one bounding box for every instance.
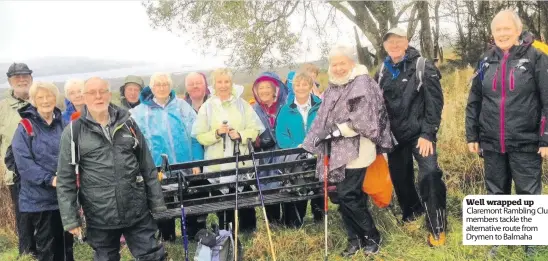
[247,138,277,261]
[323,144,330,261]
[222,120,228,152]
[166,154,189,261]
[233,137,241,261]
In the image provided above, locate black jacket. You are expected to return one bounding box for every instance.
[375,47,444,144]
[465,32,548,153]
[56,104,166,230]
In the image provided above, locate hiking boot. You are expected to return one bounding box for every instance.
[363,236,382,255]
[427,231,446,247]
[341,238,362,257]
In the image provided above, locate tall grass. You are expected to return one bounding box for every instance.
[2,67,548,260]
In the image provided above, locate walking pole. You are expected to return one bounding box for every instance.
[323,144,330,261]
[233,137,241,261]
[165,154,189,261]
[247,138,277,261]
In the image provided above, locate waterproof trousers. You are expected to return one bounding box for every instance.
[19,210,74,261]
[86,214,165,261]
[387,140,447,235]
[483,150,542,195]
[330,168,381,242]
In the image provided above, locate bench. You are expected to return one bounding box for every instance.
[151,147,326,222]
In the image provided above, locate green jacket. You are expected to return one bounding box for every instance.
[0,90,28,185]
[56,104,166,230]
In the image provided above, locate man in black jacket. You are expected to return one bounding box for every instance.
[375,28,447,246]
[56,77,167,261]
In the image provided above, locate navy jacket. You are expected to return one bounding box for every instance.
[12,104,65,212]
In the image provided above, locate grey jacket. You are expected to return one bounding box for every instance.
[56,104,166,230]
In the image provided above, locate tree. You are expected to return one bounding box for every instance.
[143,0,422,71]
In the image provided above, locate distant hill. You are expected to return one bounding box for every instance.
[0,56,151,86]
[0,57,329,96]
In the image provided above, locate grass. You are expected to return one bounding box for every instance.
[2,66,548,260]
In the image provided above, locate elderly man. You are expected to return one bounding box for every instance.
[466,10,548,256]
[303,45,395,257]
[119,75,144,109]
[376,27,446,246]
[62,79,85,122]
[183,72,210,112]
[56,77,167,261]
[0,62,32,253]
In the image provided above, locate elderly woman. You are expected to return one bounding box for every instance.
[466,10,548,195]
[183,72,210,112]
[11,82,74,261]
[302,45,395,257]
[192,68,265,233]
[250,72,288,225]
[130,72,203,242]
[276,72,323,228]
[466,10,548,256]
[61,79,85,122]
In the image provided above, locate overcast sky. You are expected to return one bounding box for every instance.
[0,1,233,67]
[0,1,454,70]
[0,1,353,68]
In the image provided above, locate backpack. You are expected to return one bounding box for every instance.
[194,223,243,261]
[377,56,427,92]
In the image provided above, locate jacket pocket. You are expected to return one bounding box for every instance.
[82,185,118,227]
[129,181,147,218]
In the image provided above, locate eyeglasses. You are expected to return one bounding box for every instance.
[84,89,109,97]
[385,40,407,46]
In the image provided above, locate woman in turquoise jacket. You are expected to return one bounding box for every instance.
[130,72,204,241]
[275,72,323,227]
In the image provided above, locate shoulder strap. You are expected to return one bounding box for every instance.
[377,62,385,86]
[124,118,140,150]
[70,119,82,167]
[415,57,426,92]
[19,119,36,161]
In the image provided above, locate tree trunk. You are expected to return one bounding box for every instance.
[540,1,548,42]
[417,1,434,59]
[433,0,441,62]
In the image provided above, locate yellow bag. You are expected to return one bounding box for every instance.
[532,40,548,55]
[362,154,393,208]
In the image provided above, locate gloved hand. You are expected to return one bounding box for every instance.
[313,124,341,147]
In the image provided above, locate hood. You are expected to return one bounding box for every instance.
[252,72,288,111]
[138,86,177,107]
[119,75,144,98]
[17,103,63,125]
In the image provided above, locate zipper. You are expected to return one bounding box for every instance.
[492,68,499,91]
[509,68,515,91]
[500,53,510,153]
[541,116,546,136]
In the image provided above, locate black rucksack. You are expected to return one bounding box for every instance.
[377,56,427,92]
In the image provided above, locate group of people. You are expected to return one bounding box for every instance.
[0,8,546,261]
